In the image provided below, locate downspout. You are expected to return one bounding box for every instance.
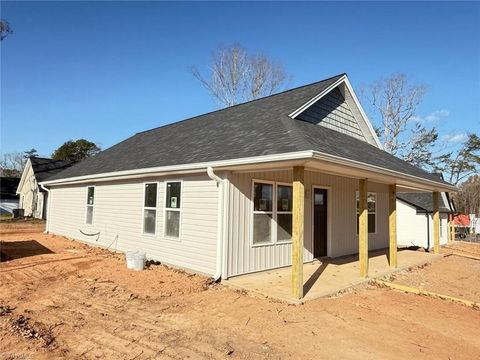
[39,183,51,234]
[207,166,224,282]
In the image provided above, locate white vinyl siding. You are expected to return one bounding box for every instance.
[16,160,45,219]
[48,175,218,275]
[397,200,449,249]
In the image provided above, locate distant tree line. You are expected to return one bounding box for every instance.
[0,140,101,177]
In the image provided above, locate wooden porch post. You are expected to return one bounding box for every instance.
[433,191,440,254]
[292,166,305,299]
[359,179,369,277]
[448,214,454,243]
[389,184,397,268]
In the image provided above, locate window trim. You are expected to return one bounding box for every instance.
[163,180,183,241]
[355,190,377,235]
[275,181,294,245]
[251,179,293,247]
[85,186,95,225]
[142,181,159,236]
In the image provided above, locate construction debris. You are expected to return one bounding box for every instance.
[373,280,480,310]
[9,315,56,347]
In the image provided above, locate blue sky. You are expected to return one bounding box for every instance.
[1,1,479,157]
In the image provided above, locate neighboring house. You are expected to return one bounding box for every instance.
[0,177,20,215]
[40,74,456,299]
[397,192,454,249]
[16,157,72,219]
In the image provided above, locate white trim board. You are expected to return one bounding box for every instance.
[40,150,457,193]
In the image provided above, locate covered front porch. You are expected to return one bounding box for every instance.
[288,164,446,300]
[226,248,440,302]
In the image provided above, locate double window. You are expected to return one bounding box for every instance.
[356,191,376,234]
[165,181,182,239]
[86,186,95,225]
[252,181,292,245]
[142,181,182,239]
[143,183,158,235]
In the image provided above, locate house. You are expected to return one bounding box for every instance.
[0,177,20,215]
[40,74,456,299]
[16,157,72,219]
[397,191,454,249]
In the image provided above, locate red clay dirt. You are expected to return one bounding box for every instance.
[1,221,479,359]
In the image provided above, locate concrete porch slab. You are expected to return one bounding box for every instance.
[223,249,441,303]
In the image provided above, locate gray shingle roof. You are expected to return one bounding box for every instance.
[44,74,452,188]
[30,157,73,182]
[397,193,452,213]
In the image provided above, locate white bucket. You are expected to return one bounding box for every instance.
[126,251,146,271]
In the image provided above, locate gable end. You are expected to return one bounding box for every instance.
[289,75,382,148]
[296,87,367,142]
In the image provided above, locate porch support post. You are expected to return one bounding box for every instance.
[389,184,397,268]
[433,191,440,254]
[448,214,454,243]
[359,179,369,277]
[292,166,305,300]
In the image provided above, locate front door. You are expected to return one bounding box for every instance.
[313,188,328,258]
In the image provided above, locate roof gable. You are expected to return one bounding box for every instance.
[17,157,73,191]
[289,75,381,147]
[296,87,367,142]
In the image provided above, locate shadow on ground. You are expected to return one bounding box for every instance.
[0,240,55,261]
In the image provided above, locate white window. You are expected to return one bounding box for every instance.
[356,191,376,234]
[143,183,157,235]
[164,181,181,239]
[276,184,293,242]
[253,182,274,244]
[86,186,95,225]
[252,181,293,245]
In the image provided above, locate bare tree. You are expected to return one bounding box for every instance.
[435,133,480,185]
[0,152,25,177]
[191,43,289,107]
[452,175,480,215]
[403,123,439,168]
[363,73,428,156]
[0,19,13,41]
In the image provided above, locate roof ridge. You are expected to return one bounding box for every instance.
[135,73,347,136]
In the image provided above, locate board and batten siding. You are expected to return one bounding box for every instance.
[225,170,389,277]
[48,175,218,275]
[397,200,448,249]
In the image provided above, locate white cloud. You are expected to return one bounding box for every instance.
[412,109,450,123]
[442,133,467,143]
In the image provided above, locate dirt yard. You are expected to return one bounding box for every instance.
[1,222,479,359]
